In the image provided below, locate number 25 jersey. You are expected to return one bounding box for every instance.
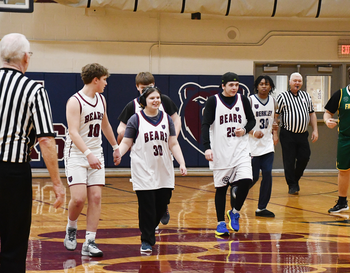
[65,91,105,157]
[209,93,250,170]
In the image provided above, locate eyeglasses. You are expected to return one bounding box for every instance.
[28,52,33,56]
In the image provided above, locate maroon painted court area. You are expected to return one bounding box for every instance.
[26,227,350,272]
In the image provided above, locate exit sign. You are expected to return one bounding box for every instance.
[338,39,350,57]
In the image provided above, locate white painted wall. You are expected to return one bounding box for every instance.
[1,3,350,74]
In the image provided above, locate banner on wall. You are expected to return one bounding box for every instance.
[178,81,250,156]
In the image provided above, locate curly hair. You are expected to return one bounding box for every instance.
[254,75,275,94]
[81,63,109,84]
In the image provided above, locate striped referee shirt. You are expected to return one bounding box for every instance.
[0,68,55,163]
[276,90,314,133]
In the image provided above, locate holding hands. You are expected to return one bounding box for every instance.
[113,148,121,166]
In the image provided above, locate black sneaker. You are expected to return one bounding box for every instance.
[255,209,275,218]
[160,206,170,225]
[288,187,299,195]
[328,201,349,213]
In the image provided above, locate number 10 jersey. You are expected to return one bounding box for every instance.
[64,91,105,157]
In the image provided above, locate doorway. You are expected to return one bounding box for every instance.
[254,63,345,170]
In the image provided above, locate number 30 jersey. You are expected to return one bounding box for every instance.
[130,110,174,191]
[65,91,105,157]
[249,94,275,157]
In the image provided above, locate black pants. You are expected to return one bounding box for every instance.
[280,128,310,190]
[215,179,251,222]
[136,188,172,246]
[251,152,274,210]
[0,161,32,273]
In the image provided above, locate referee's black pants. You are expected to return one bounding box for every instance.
[0,161,32,273]
[280,128,311,190]
[136,188,172,246]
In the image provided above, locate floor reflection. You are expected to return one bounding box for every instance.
[25,175,350,272]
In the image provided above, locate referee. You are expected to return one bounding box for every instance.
[275,72,318,195]
[0,33,65,273]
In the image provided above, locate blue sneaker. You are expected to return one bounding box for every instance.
[140,241,152,253]
[215,222,229,236]
[227,210,240,232]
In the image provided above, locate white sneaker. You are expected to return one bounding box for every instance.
[81,240,103,257]
[64,227,77,251]
[63,259,76,272]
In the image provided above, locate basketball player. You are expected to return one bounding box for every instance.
[201,72,255,236]
[115,86,187,253]
[64,63,121,257]
[249,75,278,218]
[324,78,350,213]
[117,72,181,226]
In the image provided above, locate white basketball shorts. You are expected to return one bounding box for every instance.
[65,155,105,187]
[213,161,252,188]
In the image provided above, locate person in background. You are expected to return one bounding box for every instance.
[117,72,181,226]
[275,72,318,195]
[249,75,278,218]
[0,33,65,273]
[116,86,187,253]
[201,72,255,236]
[63,63,121,257]
[324,75,350,213]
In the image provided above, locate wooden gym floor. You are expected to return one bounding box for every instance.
[26,169,350,273]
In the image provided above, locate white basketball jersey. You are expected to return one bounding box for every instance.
[133,98,165,113]
[209,93,250,170]
[249,94,275,157]
[65,91,105,157]
[130,111,174,191]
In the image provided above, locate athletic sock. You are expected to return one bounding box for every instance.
[86,231,96,243]
[231,208,239,214]
[67,218,78,230]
